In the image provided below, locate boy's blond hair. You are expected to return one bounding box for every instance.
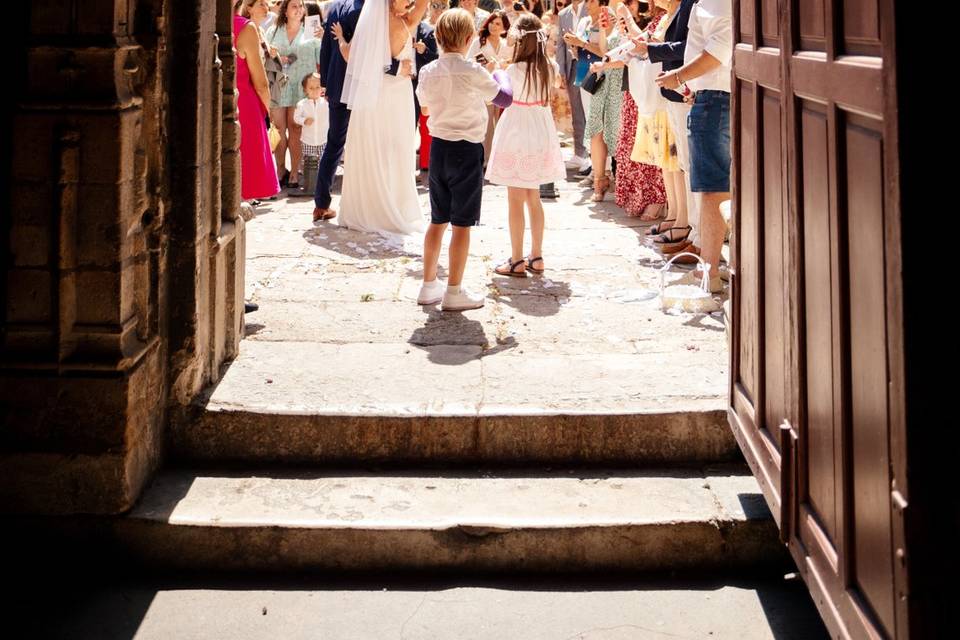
[434,8,474,52]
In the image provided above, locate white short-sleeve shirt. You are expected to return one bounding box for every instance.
[416,53,502,144]
[683,0,733,92]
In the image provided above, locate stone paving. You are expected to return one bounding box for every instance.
[222,159,729,416]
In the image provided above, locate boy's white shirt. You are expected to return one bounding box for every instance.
[416,52,500,144]
[294,96,330,146]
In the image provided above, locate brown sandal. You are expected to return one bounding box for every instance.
[495,258,528,278]
[526,256,545,275]
[591,174,611,202]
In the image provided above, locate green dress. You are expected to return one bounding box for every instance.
[583,31,624,152]
[266,24,322,108]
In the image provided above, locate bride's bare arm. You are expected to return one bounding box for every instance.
[404,0,429,27]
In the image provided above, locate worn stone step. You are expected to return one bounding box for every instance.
[170,339,735,465]
[117,467,784,573]
[172,405,736,465]
[30,576,829,640]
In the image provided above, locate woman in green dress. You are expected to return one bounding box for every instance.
[266,0,323,188]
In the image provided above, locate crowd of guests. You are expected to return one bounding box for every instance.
[232,0,733,306]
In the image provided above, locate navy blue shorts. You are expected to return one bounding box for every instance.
[429,138,484,227]
[687,90,731,193]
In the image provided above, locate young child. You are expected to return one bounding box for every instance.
[486,14,566,277]
[415,8,514,311]
[292,72,329,196]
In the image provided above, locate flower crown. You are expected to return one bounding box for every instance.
[511,27,548,44]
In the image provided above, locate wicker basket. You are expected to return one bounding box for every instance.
[658,252,722,314]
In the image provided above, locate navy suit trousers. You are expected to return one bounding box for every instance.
[314,101,351,210]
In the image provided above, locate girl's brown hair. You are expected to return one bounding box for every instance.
[478,11,510,47]
[511,14,552,103]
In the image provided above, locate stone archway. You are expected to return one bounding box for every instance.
[1,0,244,514]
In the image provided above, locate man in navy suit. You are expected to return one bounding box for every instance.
[313,0,365,222]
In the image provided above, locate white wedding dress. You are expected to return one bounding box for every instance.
[339,36,424,238]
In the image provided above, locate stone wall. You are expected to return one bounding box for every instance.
[1,0,245,515]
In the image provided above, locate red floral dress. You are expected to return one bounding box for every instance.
[615,92,666,215]
[614,15,667,216]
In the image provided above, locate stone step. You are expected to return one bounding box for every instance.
[171,406,737,465]
[31,576,829,640]
[117,467,785,573]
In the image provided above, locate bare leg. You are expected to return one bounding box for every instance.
[286,106,302,182]
[697,191,730,279]
[507,187,526,262]
[495,188,527,275]
[662,169,679,220]
[423,222,446,283]
[271,107,288,181]
[667,170,689,231]
[525,188,545,268]
[590,133,607,182]
[448,225,471,288]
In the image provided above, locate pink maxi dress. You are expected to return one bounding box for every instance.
[234,15,280,200]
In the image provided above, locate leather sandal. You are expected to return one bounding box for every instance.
[591,174,611,202]
[526,256,545,275]
[646,217,677,235]
[495,258,528,278]
[653,225,691,245]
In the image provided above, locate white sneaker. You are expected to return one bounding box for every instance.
[441,287,485,311]
[417,279,445,305]
[579,156,593,171]
[565,154,587,169]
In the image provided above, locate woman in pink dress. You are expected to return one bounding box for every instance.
[234,6,281,202]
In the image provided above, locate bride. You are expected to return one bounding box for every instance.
[332,0,429,238]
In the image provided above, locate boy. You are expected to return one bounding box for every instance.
[415,8,513,311]
[292,73,329,197]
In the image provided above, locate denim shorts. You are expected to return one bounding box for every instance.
[687,90,731,193]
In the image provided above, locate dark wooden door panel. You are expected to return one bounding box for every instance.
[798,99,840,544]
[844,112,895,634]
[732,0,906,637]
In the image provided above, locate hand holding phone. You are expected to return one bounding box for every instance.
[475,53,488,65]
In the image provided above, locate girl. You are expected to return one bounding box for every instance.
[468,11,514,164]
[266,0,323,189]
[486,14,566,278]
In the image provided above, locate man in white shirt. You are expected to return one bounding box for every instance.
[459,0,491,32]
[656,0,732,293]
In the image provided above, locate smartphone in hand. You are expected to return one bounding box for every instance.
[475,53,488,65]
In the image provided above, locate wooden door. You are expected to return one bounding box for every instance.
[730,1,908,638]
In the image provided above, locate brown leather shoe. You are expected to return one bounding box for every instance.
[661,239,693,256]
[670,245,701,263]
[312,207,337,221]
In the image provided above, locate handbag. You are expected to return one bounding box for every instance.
[580,71,605,95]
[268,123,281,151]
[264,54,289,108]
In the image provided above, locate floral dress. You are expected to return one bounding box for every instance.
[615,92,666,215]
[614,14,667,215]
[630,13,680,171]
[266,23,322,108]
[583,29,624,152]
